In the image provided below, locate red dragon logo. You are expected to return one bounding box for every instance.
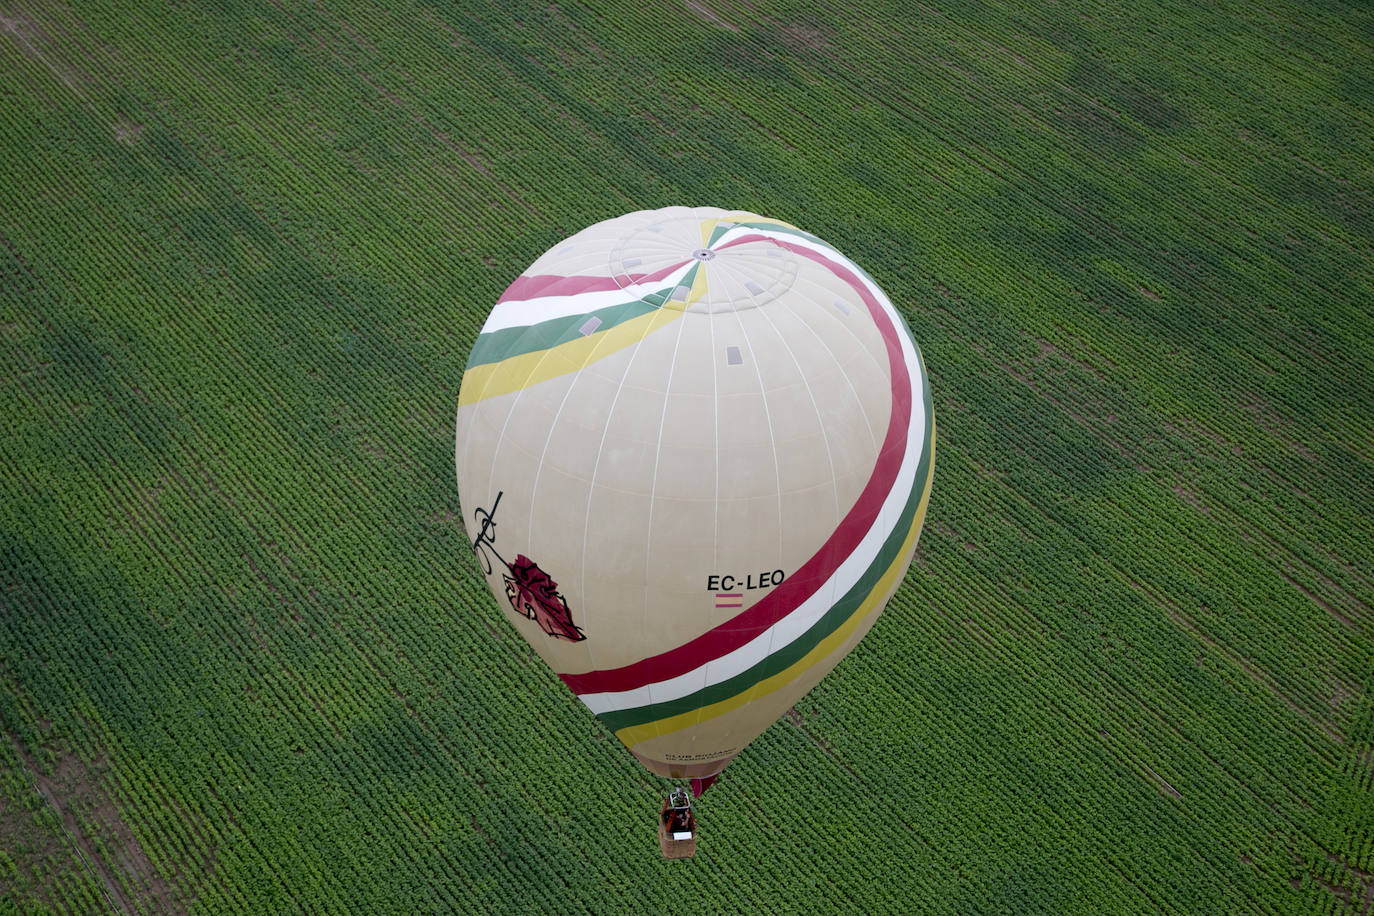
[471,492,586,642]
[503,554,584,641]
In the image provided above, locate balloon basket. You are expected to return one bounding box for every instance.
[658,821,697,859]
[658,788,697,859]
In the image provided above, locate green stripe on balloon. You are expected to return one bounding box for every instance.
[729,221,825,248]
[465,267,702,369]
[465,299,655,368]
[592,369,933,734]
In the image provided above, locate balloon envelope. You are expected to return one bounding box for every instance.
[456,206,934,784]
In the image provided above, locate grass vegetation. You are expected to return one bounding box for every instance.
[1,0,1371,912]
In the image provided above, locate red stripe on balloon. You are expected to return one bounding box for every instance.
[497,260,689,303]
[560,236,913,697]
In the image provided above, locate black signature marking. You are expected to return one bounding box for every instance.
[471,490,508,576]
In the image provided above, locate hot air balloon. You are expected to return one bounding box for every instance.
[455,206,934,855]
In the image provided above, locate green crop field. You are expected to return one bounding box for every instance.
[2,0,1371,913]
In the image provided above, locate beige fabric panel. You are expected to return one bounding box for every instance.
[457,285,893,675]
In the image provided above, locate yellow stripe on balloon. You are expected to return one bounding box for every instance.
[724,213,801,231]
[698,217,721,248]
[458,306,684,407]
[615,421,936,748]
[686,262,710,306]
